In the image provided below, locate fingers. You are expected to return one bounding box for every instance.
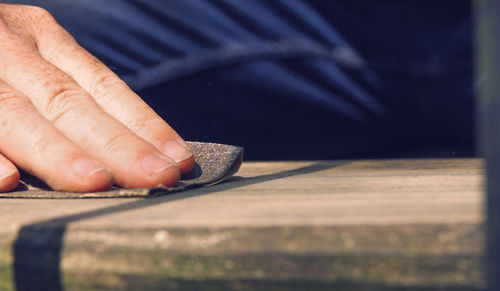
[0,153,19,192]
[0,81,112,192]
[0,56,180,188]
[0,21,181,188]
[33,16,195,173]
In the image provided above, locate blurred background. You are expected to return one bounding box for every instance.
[11,0,474,160]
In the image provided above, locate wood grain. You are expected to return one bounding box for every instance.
[0,159,485,290]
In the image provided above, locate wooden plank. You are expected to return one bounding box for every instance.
[0,159,485,290]
[476,0,500,290]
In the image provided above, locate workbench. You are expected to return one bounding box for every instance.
[0,159,484,290]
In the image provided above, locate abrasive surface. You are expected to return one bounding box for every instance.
[1,142,243,199]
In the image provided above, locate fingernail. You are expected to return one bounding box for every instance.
[142,154,176,176]
[73,158,108,179]
[0,163,16,181]
[163,141,193,163]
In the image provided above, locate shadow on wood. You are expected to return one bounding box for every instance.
[12,161,344,290]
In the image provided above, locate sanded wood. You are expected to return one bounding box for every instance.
[0,159,485,290]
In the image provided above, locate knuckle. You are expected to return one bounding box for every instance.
[0,91,23,104]
[24,5,67,39]
[25,5,54,23]
[0,7,35,46]
[89,73,128,100]
[43,87,87,124]
[0,92,30,122]
[31,135,61,156]
[127,115,156,132]
[101,131,133,153]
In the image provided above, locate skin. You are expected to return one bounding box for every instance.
[0,4,195,192]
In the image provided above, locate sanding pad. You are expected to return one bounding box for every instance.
[1,142,243,199]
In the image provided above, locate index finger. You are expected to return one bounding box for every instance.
[33,17,195,173]
[0,24,181,188]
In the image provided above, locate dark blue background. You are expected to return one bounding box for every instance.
[13,0,474,159]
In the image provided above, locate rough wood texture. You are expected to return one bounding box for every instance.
[0,159,485,290]
[476,1,500,290]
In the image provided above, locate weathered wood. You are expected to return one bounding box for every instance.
[0,159,485,290]
[476,1,500,290]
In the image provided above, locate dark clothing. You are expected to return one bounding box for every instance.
[18,0,474,159]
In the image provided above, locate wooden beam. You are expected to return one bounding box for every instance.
[476,0,500,289]
[0,159,484,290]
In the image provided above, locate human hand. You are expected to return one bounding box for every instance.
[0,4,194,192]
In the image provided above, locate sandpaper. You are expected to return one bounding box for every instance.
[0,142,243,199]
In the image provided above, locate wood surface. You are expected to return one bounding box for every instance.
[0,159,485,290]
[476,0,500,290]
